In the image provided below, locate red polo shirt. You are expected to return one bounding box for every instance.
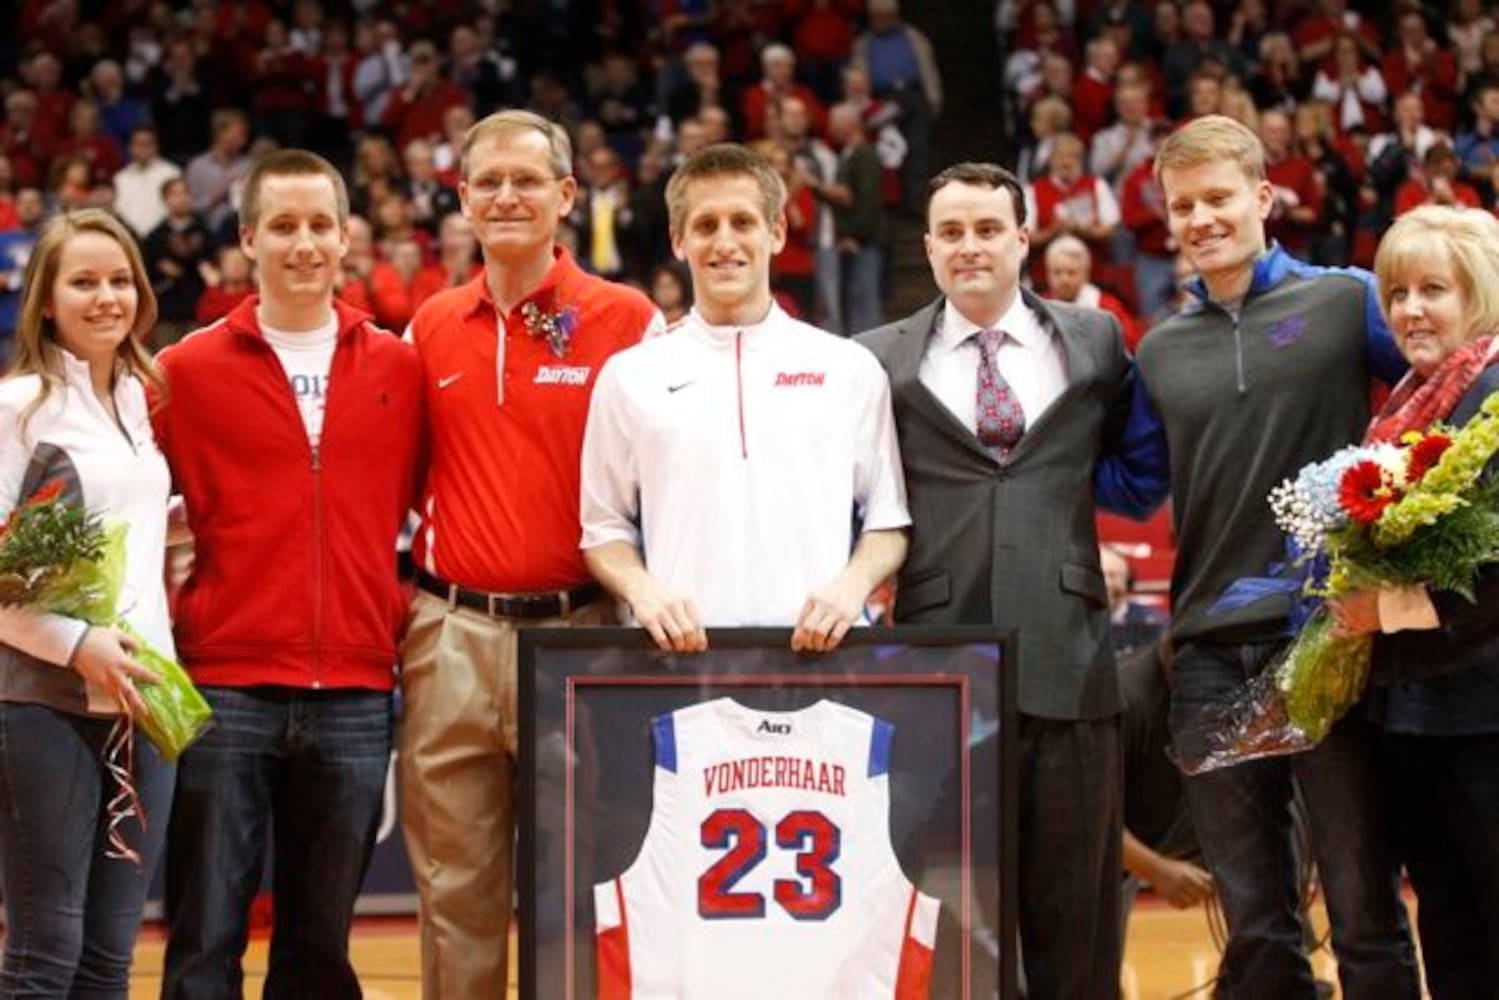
[410,247,659,592]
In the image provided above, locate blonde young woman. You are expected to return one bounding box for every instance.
[0,208,174,997]
[1331,204,1499,997]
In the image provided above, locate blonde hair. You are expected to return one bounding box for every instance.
[1155,114,1266,184]
[1374,205,1499,339]
[6,208,162,420]
[665,144,786,237]
[460,109,573,181]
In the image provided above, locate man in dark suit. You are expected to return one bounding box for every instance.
[858,162,1166,997]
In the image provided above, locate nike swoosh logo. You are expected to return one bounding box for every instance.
[667,380,695,393]
[437,374,464,389]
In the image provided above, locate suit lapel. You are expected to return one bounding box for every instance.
[887,298,994,460]
[1003,291,1097,460]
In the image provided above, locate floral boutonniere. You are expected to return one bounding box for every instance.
[520,292,580,359]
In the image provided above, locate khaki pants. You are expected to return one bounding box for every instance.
[398,588,614,999]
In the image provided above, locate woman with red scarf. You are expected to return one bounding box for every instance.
[1330,204,1499,996]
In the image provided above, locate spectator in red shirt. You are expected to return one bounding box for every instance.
[1293,0,1383,75]
[1119,134,1177,322]
[408,210,480,312]
[1025,131,1121,287]
[371,191,432,266]
[1379,7,1451,134]
[251,18,323,147]
[380,39,468,151]
[1073,36,1122,144]
[1311,31,1389,136]
[194,244,255,324]
[759,139,817,319]
[1260,110,1324,257]
[1381,8,1459,133]
[741,43,826,141]
[339,213,413,330]
[1394,141,1483,216]
[52,101,122,188]
[787,0,860,102]
[1294,99,1362,266]
[1043,234,1144,352]
[24,52,73,160]
[0,91,47,190]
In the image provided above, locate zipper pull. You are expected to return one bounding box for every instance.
[311,446,321,472]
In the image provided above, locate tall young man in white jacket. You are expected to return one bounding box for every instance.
[581,143,909,652]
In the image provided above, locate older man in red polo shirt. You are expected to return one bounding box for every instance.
[400,108,661,1000]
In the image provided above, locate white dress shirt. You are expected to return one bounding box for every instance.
[917,296,1068,434]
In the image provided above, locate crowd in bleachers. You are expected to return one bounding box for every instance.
[0,0,944,357]
[1001,0,1499,332]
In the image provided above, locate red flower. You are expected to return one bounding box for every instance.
[2,482,63,539]
[1405,433,1453,482]
[23,482,64,508]
[1340,461,1395,524]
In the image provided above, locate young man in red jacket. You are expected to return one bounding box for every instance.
[151,149,425,1000]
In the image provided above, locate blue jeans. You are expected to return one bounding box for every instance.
[814,246,842,334]
[0,703,173,999]
[161,686,391,1000]
[841,244,884,336]
[1169,640,1420,999]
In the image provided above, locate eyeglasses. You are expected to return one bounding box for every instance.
[466,172,560,198]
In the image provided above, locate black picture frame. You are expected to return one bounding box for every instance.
[517,626,1019,1000]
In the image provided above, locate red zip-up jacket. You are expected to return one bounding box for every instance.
[152,296,425,691]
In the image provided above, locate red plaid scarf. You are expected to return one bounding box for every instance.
[1365,334,1499,444]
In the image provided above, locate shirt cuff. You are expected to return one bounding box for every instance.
[1378,584,1441,634]
[0,607,91,667]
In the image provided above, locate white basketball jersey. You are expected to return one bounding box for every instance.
[594,698,940,999]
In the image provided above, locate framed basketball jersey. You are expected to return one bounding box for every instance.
[518,627,1018,1000]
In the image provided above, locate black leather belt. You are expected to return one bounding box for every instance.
[415,569,604,619]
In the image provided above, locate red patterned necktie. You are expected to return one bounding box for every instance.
[974,328,1025,462]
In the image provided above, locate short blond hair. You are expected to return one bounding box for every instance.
[665,144,786,237]
[1155,114,1266,184]
[460,109,573,181]
[1374,205,1499,340]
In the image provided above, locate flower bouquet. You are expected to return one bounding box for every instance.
[1173,392,1499,774]
[0,483,212,761]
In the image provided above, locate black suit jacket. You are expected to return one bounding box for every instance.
[859,292,1139,720]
